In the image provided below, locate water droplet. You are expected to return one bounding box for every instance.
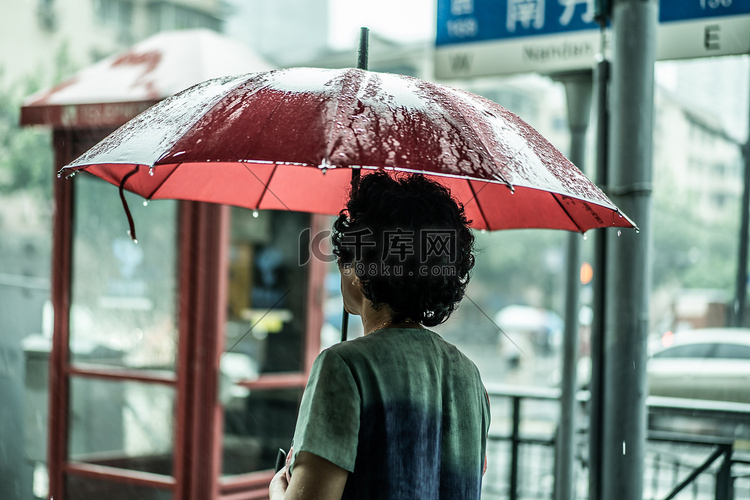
[252,210,259,218]
[617,230,622,237]
[480,229,487,234]
[635,228,640,234]
[143,200,150,207]
[66,171,77,179]
[622,441,626,455]
[321,167,328,175]
[149,167,155,176]
[583,233,588,240]
[57,173,62,179]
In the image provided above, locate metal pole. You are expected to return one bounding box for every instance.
[358,27,369,71]
[341,27,370,343]
[551,70,593,500]
[734,61,750,327]
[509,396,521,500]
[715,445,733,500]
[588,58,610,500]
[603,0,656,499]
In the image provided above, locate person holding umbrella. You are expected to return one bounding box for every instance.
[270,171,490,499]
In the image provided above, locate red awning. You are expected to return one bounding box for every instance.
[21,29,274,129]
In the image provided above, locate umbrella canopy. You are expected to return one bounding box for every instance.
[60,67,635,232]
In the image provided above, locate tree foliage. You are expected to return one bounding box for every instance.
[0,41,77,197]
[0,69,53,196]
[651,188,740,295]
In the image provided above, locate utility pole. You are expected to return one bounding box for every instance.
[602,1,657,499]
[552,70,593,500]
[733,60,750,327]
[588,56,610,500]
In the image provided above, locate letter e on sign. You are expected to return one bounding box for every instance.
[704,24,720,50]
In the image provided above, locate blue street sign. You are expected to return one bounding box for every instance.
[435,0,750,78]
[437,0,599,46]
[660,0,750,23]
[437,0,750,47]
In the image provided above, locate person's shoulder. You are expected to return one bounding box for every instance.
[429,332,484,375]
[320,335,374,361]
[324,327,420,360]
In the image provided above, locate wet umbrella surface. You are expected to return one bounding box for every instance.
[61,67,635,233]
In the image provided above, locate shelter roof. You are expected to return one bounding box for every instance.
[21,29,274,128]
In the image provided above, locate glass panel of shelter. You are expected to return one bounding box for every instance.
[65,174,178,494]
[221,208,310,475]
[70,175,179,372]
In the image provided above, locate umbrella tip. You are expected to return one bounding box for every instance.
[358,27,369,70]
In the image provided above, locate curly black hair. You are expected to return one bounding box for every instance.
[331,170,475,327]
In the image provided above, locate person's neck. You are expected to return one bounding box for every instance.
[361,308,392,335]
[361,308,422,335]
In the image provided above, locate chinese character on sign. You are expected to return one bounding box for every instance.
[383,229,415,261]
[507,0,546,32]
[558,0,594,26]
[451,0,474,16]
[421,230,456,263]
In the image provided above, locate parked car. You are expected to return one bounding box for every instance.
[494,305,563,354]
[647,328,750,404]
[576,328,750,404]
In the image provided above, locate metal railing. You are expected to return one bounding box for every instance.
[482,384,750,500]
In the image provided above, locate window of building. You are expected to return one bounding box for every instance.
[93,0,133,42]
[147,1,221,35]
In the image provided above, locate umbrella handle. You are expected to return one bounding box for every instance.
[341,306,349,342]
[119,166,140,242]
[344,27,365,344]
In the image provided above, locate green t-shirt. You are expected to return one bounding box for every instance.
[291,327,490,499]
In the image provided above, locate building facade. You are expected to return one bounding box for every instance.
[653,87,744,224]
[0,0,223,87]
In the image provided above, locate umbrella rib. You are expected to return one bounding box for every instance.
[463,294,526,356]
[145,162,183,201]
[244,162,292,212]
[323,86,346,166]
[440,86,514,190]
[224,289,291,356]
[551,193,584,233]
[466,180,491,229]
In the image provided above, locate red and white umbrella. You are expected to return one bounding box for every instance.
[60,67,635,233]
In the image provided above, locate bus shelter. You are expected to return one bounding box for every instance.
[21,29,327,500]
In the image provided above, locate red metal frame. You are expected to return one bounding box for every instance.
[48,129,74,500]
[63,462,176,488]
[303,214,327,372]
[67,366,178,385]
[174,201,229,500]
